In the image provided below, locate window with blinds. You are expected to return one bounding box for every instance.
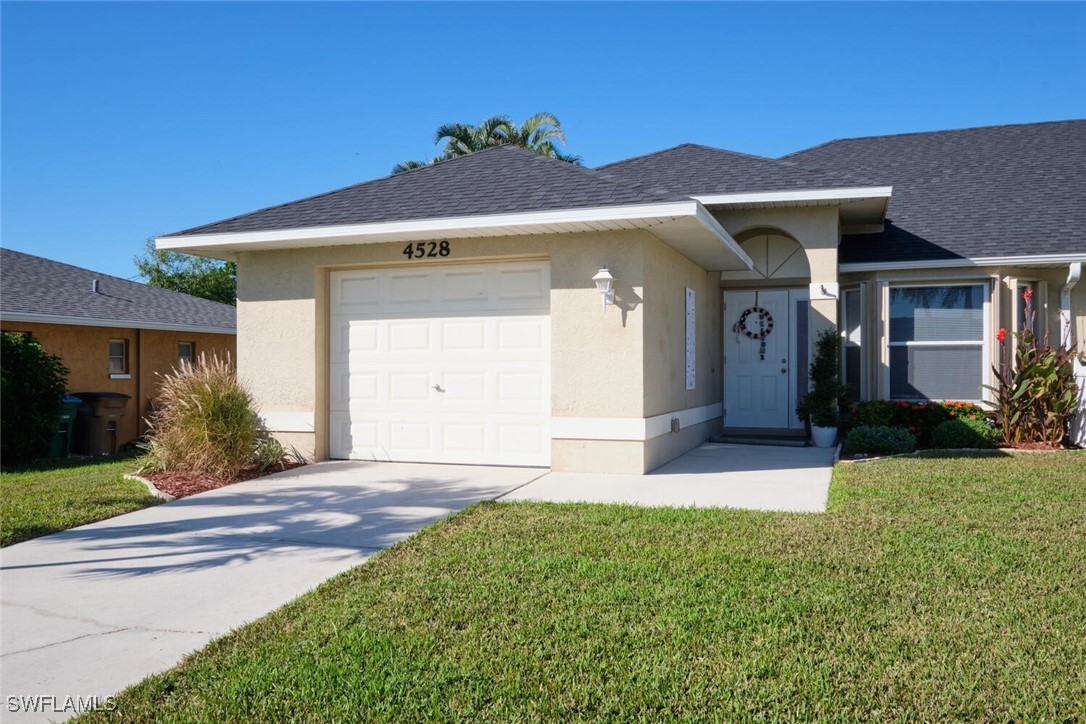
[888,284,986,401]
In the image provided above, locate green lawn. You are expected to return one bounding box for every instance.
[85,451,1085,721]
[1,455,161,547]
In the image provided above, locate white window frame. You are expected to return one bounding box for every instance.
[108,338,129,377]
[1014,280,1038,336]
[178,341,195,366]
[841,286,863,400]
[886,281,990,403]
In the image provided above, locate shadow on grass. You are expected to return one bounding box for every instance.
[0,449,140,475]
[915,448,1013,459]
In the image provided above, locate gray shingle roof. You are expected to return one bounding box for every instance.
[782,120,1086,264]
[0,248,236,332]
[595,143,879,196]
[166,145,687,237]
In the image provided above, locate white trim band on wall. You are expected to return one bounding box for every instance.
[551,403,722,442]
[261,412,315,433]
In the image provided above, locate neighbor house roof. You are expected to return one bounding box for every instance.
[0,248,236,334]
[782,119,1086,265]
[595,143,879,196]
[165,144,687,238]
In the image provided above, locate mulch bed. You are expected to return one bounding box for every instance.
[142,462,307,499]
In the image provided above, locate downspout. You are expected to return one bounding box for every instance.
[1061,262,1085,446]
[1060,262,1081,350]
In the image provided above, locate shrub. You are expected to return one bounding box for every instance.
[850,400,987,448]
[796,327,851,428]
[843,425,917,456]
[1,332,69,465]
[144,352,262,479]
[931,417,1000,449]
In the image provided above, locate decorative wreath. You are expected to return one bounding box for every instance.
[735,306,774,339]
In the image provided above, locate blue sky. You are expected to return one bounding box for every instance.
[2,1,1084,280]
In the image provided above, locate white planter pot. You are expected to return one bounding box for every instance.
[811,425,838,448]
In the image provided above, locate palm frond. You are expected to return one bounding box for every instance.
[392,159,430,174]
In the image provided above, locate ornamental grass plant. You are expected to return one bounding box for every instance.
[142,352,262,479]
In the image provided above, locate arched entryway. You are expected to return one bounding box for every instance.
[722,229,811,432]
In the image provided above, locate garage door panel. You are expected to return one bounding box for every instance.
[497,319,545,350]
[329,261,550,465]
[441,270,488,303]
[442,321,486,351]
[387,272,433,305]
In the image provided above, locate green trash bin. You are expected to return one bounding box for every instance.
[49,395,83,459]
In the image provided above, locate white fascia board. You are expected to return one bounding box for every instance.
[840,253,1086,273]
[692,203,755,269]
[692,186,893,206]
[0,312,235,335]
[155,201,703,252]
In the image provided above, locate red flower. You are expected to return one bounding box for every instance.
[1023,288,1034,302]
[997,328,1007,343]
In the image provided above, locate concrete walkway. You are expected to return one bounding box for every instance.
[500,443,835,512]
[0,462,544,723]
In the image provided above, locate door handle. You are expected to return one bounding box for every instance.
[780,368,787,374]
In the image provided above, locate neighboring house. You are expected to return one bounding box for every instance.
[156,120,1086,473]
[0,249,237,447]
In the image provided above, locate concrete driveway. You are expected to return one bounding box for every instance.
[500,443,835,512]
[0,461,544,723]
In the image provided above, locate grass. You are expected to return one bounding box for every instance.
[1,454,161,547]
[84,451,1085,721]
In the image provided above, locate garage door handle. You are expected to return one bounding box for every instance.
[432,384,445,393]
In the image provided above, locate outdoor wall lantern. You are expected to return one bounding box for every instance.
[592,267,616,312]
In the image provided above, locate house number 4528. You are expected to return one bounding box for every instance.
[402,241,451,259]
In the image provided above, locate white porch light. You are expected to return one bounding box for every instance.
[592,267,616,312]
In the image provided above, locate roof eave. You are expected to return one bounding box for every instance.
[692,186,893,208]
[156,201,755,272]
[839,253,1086,273]
[0,312,236,335]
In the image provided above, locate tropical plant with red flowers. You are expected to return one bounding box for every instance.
[985,289,1083,446]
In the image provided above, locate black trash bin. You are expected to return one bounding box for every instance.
[71,392,132,455]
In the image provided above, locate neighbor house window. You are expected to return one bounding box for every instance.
[842,289,862,400]
[178,341,195,366]
[889,284,986,401]
[108,339,129,374]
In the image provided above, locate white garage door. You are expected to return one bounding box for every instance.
[329,261,551,466]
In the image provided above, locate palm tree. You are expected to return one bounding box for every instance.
[393,113,580,173]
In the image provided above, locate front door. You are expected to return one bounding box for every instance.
[724,290,792,428]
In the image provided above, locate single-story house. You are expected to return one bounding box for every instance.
[156,120,1086,473]
[0,248,237,447]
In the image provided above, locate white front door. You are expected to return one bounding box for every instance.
[724,290,792,428]
[328,261,551,466]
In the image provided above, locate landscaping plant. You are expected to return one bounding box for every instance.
[796,327,851,428]
[0,332,69,465]
[141,352,268,479]
[931,417,1000,449]
[851,400,986,448]
[843,424,917,456]
[985,288,1083,447]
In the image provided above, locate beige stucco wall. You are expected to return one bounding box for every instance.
[236,228,734,473]
[0,322,235,446]
[713,206,840,336]
[237,231,655,469]
[642,235,723,418]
